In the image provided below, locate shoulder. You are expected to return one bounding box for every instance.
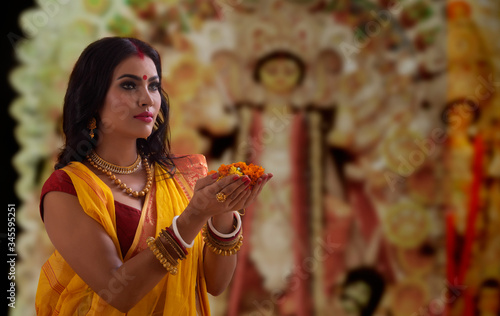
[171,154,208,176]
[40,169,77,221]
[41,169,76,198]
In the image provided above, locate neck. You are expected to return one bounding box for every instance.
[94,135,139,166]
[263,90,292,109]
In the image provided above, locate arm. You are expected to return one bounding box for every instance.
[176,173,272,296]
[202,212,237,295]
[44,172,271,311]
[203,174,270,295]
[44,192,168,312]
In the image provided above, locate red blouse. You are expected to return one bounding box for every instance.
[40,170,141,257]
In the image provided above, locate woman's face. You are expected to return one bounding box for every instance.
[98,55,162,140]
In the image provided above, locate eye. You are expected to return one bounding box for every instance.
[149,82,161,92]
[121,81,136,90]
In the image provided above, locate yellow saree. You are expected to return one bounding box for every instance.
[35,154,211,315]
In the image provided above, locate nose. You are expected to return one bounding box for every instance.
[139,88,155,108]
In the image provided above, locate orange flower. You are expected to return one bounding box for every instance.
[208,162,265,188]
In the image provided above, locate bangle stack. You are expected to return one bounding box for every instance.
[147,221,191,274]
[146,237,179,275]
[160,227,188,259]
[202,212,243,256]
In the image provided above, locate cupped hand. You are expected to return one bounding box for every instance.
[188,172,273,219]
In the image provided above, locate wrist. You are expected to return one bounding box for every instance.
[175,205,210,246]
[211,212,237,234]
[182,204,211,226]
[172,216,194,248]
[202,212,243,256]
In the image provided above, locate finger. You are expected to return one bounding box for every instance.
[220,175,251,196]
[194,172,219,191]
[231,174,271,209]
[215,174,247,191]
[256,174,272,193]
[246,174,269,200]
[235,182,263,210]
[203,174,238,195]
[253,179,268,198]
[228,186,252,210]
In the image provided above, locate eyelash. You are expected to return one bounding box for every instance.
[120,81,161,91]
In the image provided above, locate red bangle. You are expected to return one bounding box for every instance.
[165,226,188,255]
[206,215,241,242]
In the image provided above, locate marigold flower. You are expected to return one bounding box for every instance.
[209,162,265,188]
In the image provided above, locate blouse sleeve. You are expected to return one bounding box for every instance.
[39,170,77,221]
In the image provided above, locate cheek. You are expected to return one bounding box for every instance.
[100,91,134,123]
[151,93,162,118]
[154,92,162,104]
[260,71,277,87]
[107,95,127,113]
[153,93,162,110]
[285,72,300,86]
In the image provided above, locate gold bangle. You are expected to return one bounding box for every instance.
[204,224,242,248]
[155,237,178,266]
[201,225,243,256]
[160,229,187,260]
[147,237,178,275]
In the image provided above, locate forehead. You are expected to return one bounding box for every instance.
[113,56,158,77]
[263,57,299,67]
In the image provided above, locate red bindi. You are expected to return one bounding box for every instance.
[143,75,148,80]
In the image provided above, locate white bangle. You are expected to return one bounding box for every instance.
[207,211,242,239]
[172,216,194,248]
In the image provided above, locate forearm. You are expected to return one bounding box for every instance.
[202,212,238,296]
[176,204,211,244]
[101,206,209,311]
[105,247,168,312]
[176,206,238,295]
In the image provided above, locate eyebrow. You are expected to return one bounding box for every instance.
[116,74,159,82]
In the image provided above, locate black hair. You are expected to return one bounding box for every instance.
[341,266,386,316]
[55,37,175,175]
[252,50,306,86]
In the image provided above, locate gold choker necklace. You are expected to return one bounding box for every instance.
[87,151,153,198]
[88,150,141,175]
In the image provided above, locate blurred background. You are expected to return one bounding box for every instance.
[5,0,500,315]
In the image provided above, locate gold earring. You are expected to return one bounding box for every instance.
[87,117,96,138]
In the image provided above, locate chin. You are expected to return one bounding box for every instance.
[134,128,153,140]
[138,133,153,140]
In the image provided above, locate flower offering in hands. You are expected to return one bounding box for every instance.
[208,162,265,189]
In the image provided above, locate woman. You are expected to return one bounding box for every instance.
[35,37,272,315]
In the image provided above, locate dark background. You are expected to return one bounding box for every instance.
[4,1,34,314]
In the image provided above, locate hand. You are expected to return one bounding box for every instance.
[227,172,272,212]
[188,172,273,219]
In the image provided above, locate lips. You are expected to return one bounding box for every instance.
[134,111,153,123]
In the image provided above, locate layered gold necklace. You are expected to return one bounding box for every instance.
[88,149,142,174]
[87,149,153,198]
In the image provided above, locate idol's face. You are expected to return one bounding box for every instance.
[99,55,162,140]
[258,57,301,95]
[445,102,475,132]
